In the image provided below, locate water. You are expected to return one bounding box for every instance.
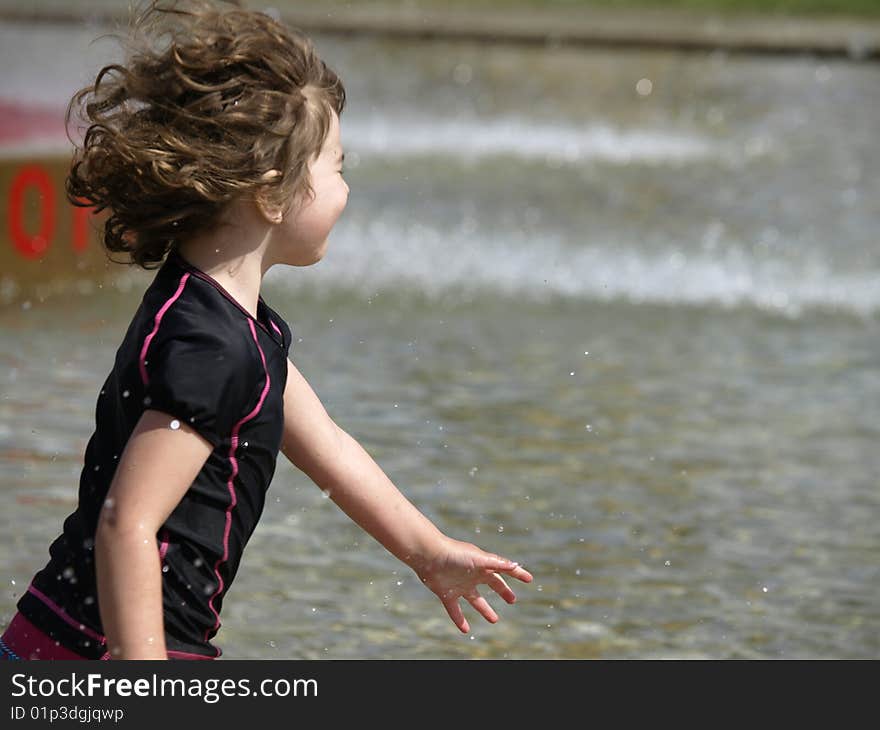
[1,21,878,658]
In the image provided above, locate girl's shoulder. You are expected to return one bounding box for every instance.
[129,258,274,446]
[140,253,266,361]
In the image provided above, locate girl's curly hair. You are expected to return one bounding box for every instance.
[66,0,346,268]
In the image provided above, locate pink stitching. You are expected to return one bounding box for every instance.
[167,649,216,660]
[204,319,271,641]
[27,585,106,644]
[139,273,190,386]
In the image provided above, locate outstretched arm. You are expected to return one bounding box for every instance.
[280,358,532,632]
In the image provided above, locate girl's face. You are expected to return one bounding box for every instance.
[269,109,349,266]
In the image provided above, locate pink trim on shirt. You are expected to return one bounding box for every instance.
[204,318,271,644]
[158,528,170,562]
[26,585,106,644]
[98,649,215,661]
[167,649,216,660]
[139,272,190,386]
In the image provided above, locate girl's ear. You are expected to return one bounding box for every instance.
[255,171,284,224]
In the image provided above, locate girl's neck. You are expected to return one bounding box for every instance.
[175,202,274,319]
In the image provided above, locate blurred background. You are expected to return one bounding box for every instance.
[1,0,878,659]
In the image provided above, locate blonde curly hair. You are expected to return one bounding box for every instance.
[66,0,346,268]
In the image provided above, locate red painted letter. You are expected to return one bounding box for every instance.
[8,164,56,259]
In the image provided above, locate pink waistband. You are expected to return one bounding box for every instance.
[1,611,217,660]
[1,611,89,660]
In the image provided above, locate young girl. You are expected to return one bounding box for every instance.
[0,0,531,661]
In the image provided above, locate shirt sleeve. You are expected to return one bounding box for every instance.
[143,329,255,449]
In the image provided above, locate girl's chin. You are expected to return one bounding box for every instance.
[271,240,328,267]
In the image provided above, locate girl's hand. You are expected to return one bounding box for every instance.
[413,536,534,633]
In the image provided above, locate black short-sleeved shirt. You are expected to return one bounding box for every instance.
[17,250,291,659]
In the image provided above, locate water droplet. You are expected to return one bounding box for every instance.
[103,497,115,510]
[636,78,653,96]
[321,489,331,499]
[762,586,768,593]
[664,560,671,566]
[311,607,317,612]
[94,464,101,472]
[242,441,248,448]
[143,396,152,406]
[396,580,403,586]
[452,62,473,85]
[193,558,203,568]
[267,640,276,648]
[570,371,575,376]
[474,526,481,534]
[585,424,592,432]
[84,596,94,605]
[162,565,169,573]
[146,636,155,645]
[169,419,180,430]
[122,390,130,398]
[10,579,16,586]
[468,467,478,476]
[497,525,504,533]
[575,569,581,576]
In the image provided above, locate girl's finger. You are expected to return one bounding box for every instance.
[481,554,518,573]
[441,595,469,633]
[487,572,516,604]
[502,564,533,583]
[466,592,499,624]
